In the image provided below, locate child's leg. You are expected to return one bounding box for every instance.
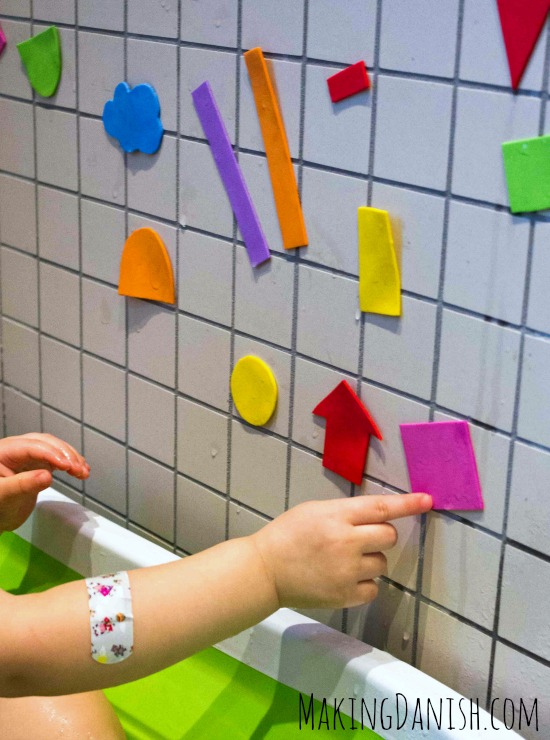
[0,690,125,739]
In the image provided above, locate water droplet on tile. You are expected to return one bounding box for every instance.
[112,189,118,199]
[355,308,361,321]
[100,298,112,325]
[312,430,319,439]
[402,631,410,644]
[211,447,218,458]
[215,19,221,27]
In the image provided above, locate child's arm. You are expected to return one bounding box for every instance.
[0,493,431,698]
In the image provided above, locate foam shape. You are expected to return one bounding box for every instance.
[231,355,278,427]
[358,206,401,316]
[0,24,6,56]
[192,81,270,268]
[327,61,371,103]
[313,380,382,485]
[244,47,308,251]
[497,0,550,89]
[400,420,484,511]
[17,26,61,98]
[118,227,175,304]
[502,134,550,213]
[103,82,164,155]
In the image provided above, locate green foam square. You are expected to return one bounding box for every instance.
[502,134,550,213]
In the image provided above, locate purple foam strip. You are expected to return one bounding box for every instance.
[191,81,271,268]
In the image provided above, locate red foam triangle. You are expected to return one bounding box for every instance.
[497,0,550,89]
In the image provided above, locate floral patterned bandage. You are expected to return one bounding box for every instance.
[85,571,134,665]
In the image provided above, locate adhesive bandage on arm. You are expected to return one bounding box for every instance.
[85,571,134,664]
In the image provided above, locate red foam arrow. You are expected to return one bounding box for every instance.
[497,0,550,89]
[313,380,382,485]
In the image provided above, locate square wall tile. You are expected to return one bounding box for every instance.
[0,175,36,253]
[363,295,437,401]
[128,451,174,542]
[41,335,81,419]
[39,263,80,346]
[292,356,355,455]
[178,315,230,411]
[417,603,492,699]
[297,264,360,373]
[38,186,79,269]
[437,309,520,432]
[304,63,371,174]
[307,0,376,66]
[233,335,291,437]
[1,319,39,397]
[240,56,301,158]
[493,644,550,740]
[374,76,453,191]
[0,20,32,99]
[34,0,74,23]
[362,382,430,490]
[242,0,304,55]
[500,545,550,661]
[82,278,126,365]
[179,139,234,237]
[380,0,459,77]
[127,0,178,39]
[128,374,175,467]
[348,581,415,664]
[235,248,295,349]
[83,426,126,515]
[127,135,177,222]
[1,247,38,327]
[181,47,236,143]
[80,117,125,206]
[4,387,41,437]
[83,354,126,441]
[445,202,529,324]
[42,406,83,491]
[452,87,540,206]
[288,446,350,508]
[528,221,550,334]
[177,397,228,493]
[81,199,125,285]
[128,38,177,132]
[228,502,269,539]
[78,0,124,31]
[128,299,176,388]
[35,25,76,109]
[179,230,233,327]
[36,107,78,191]
[0,99,34,177]
[181,0,238,47]
[460,0,547,91]
[361,480,420,591]
[1,0,30,17]
[423,514,500,628]
[302,164,367,275]
[176,476,226,554]
[78,31,124,116]
[508,441,550,557]
[434,410,509,535]
[230,421,287,518]
[372,182,444,299]
[518,335,550,448]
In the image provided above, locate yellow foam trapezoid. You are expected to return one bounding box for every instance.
[231,355,278,427]
[118,227,175,304]
[358,206,401,316]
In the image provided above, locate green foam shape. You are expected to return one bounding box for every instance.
[502,134,550,213]
[17,25,62,98]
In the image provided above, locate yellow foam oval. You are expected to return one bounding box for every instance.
[231,355,278,426]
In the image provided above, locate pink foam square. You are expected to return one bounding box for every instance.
[0,24,6,56]
[400,420,484,511]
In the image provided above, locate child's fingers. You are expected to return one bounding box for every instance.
[19,434,89,477]
[345,493,432,525]
[0,469,52,500]
[353,579,379,606]
[360,551,387,581]
[353,522,398,552]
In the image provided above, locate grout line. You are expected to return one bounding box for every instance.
[122,0,130,529]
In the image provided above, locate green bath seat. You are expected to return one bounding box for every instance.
[0,531,381,740]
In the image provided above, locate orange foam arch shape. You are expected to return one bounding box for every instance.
[118,227,175,304]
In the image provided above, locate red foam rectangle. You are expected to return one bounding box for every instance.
[327,61,371,103]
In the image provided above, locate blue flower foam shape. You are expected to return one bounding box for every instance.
[102,81,164,155]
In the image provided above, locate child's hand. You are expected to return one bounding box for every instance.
[0,433,90,533]
[251,493,432,610]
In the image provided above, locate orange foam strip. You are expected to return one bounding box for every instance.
[118,227,175,304]
[244,47,308,250]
